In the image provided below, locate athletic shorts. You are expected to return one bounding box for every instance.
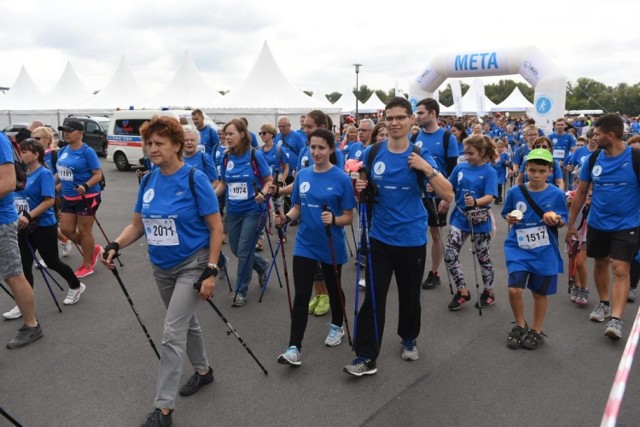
[586,226,639,263]
[426,197,447,227]
[508,271,558,296]
[61,194,102,217]
[0,222,23,279]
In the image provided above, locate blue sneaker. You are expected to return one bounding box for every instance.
[401,339,419,361]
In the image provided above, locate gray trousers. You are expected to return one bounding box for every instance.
[152,248,210,409]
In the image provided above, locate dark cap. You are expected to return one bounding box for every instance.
[58,120,84,132]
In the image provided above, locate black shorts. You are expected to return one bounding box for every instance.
[426,197,447,227]
[60,194,102,217]
[586,226,639,263]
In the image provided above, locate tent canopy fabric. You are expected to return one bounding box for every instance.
[332,89,364,115]
[141,50,222,109]
[360,92,386,113]
[0,66,43,110]
[80,55,147,109]
[36,61,92,110]
[491,86,534,112]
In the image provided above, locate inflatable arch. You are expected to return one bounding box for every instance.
[409,46,566,133]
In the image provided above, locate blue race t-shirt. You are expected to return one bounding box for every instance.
[579,146,640,231]
[493,152,510,184]
[221,149,271,215]
[44,149,57,174]
[365,142,438,246]
[548,132,576,163]
[276,131,307,174]
[501,184,568,275]
[341,141,365,162]
[57,144,101,197]
[413,128,459,177]
[0,134,18,224]
[449,162,498,233]
[258,144,287,177]
[184,151,218,183]
[456,141,466,165]
[136,165,219,269]
[566,146,592,168]
[513,143,531,167]
[198,125,221,156]
[297,146,345,171]
[14,166,57,227]
[291,165,356,265]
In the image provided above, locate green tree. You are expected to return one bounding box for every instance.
[326,91,342,104]
[303,90,312,97]
[355,85,373,103]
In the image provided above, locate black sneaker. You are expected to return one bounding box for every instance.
[343,356,377,377]
[6,323,44,349]
[521,329,546,350]
[475,290,496,308]
[448,291,471,310]
[140,408,172,427]
[179,366,214,396]
[421,271,441,290]
[506,322,529,349]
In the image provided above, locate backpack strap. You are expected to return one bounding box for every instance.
[587,148,603,181]
[518,184,558,239]
[442,130,451,156]
[632,147,640,184]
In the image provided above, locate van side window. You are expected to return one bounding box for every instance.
[114,119,146,136]
[86,121,100,134]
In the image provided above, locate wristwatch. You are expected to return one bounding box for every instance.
[207,262,219,276]
[427,170,439,179]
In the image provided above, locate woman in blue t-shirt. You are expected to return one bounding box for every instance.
[443,134,498,311]
[216,119,273,307]
[274,128,355,366]
[102,115,223,427]
[10,139,85,318]
[516,136,564,190]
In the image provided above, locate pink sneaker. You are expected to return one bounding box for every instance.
[91,245,103,268]
[74,265,94,278]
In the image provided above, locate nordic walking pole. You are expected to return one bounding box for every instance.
[273,208,293,315]
[80,194,124,267]
[194,280,268,375]
[0,405,23,427]
[258,237,284,303]
[322,204,352,347]
[23,236,63,313]
[263,221,283,289]
[102,248,161,360]
[0,283,14,300]
[465,193,482,317]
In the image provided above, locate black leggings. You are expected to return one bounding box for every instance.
[19,225,80,289]
[289,256,344,350]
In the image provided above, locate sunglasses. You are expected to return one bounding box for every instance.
[258,131,269,136]
[533,144,550,149]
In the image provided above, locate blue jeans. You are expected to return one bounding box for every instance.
[226,210,269,298]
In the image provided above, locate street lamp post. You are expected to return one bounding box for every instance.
[353,63,362,122]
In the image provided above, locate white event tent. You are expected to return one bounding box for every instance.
[332,89,364,115]
[360,92,386,113]
[491,86,534,113]
[80,56,147,110]
[207,41,339,132]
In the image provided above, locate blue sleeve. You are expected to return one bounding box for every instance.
[341,176,356,211]
[193,170,219,217]
[448,164,460,189]
[501,188,514,218]
[41,171,56,198]
[447,134,459,158]
[255,150,272,181]
[553,161,562,180]
[568,134,576,150]
[579,156,592,182]
[134,173,151,213]
[251,133,259,148]
[485,167,498,197]
[335,149,345,169]
[0,135,13,165]
[86,147,101,171]
[420,148,440,171]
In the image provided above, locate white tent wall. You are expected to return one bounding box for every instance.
[205,109,340,134]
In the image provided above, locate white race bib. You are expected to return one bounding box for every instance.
[58,165,74,182]
[350,172,359,180]
[516,226,550,249]
[14,198,28,215]
[197,144,206,153]
[143,218,179,246]
[228,182,248,200]
[553,149,565,159]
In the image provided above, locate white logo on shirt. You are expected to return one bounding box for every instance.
[592,165,602,177]
[457,171,464,181]
[60,152,68,160]
[143,189,155,203]
[415,141,423,149]
[300,182,311,193]
[515,201,528,213]
[226,161,235,171]
[355,150,362,158]
[373,161,385,175]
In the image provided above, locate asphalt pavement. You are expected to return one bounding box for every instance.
[1,159,638,426]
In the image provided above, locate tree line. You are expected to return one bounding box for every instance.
[300,78,640,116]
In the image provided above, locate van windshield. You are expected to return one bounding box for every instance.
[113,119,148,136]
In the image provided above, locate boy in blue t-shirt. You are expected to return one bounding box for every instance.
[502,148,568,350]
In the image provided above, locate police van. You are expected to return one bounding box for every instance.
[106,109,217,171]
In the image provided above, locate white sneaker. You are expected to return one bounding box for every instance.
[2,305,22,320]
[36,258,47,269]
[325,323,345,347]
[63,283,86,305]
[61,239,73,257]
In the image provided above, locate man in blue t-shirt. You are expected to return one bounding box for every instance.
[567,114,640,341]
[275,116,307,182]
[0,133,43,348]
[191,109,220,155]
[413,98,459,291]
[548,118,577,186]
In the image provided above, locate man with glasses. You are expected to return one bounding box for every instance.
[343,97,453,376]
[413,98,459,290]
[275,116,306,184]
[357,119,375,145]
[0,132,43,349]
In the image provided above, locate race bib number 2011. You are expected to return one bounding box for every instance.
[143,218,179,246]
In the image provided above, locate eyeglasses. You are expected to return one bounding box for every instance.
[258,132,268,136]
[576,144,585,147]
[277,124,290,128]
[384,115,409,123]
[358,128,371,132]
[533,144,550,149]
[525,133,538,137]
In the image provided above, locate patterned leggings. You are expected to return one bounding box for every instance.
[444,226,494,290]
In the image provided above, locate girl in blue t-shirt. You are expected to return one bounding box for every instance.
[443,135,498,311]
[340,125,365,162]
[492,139,511,203]
[274,128,355,366]
[14,139,85,315]
[216,119,273,307]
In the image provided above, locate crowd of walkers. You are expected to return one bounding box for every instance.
[1,101,639,426]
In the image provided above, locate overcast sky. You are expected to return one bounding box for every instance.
[1,0,638,97]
